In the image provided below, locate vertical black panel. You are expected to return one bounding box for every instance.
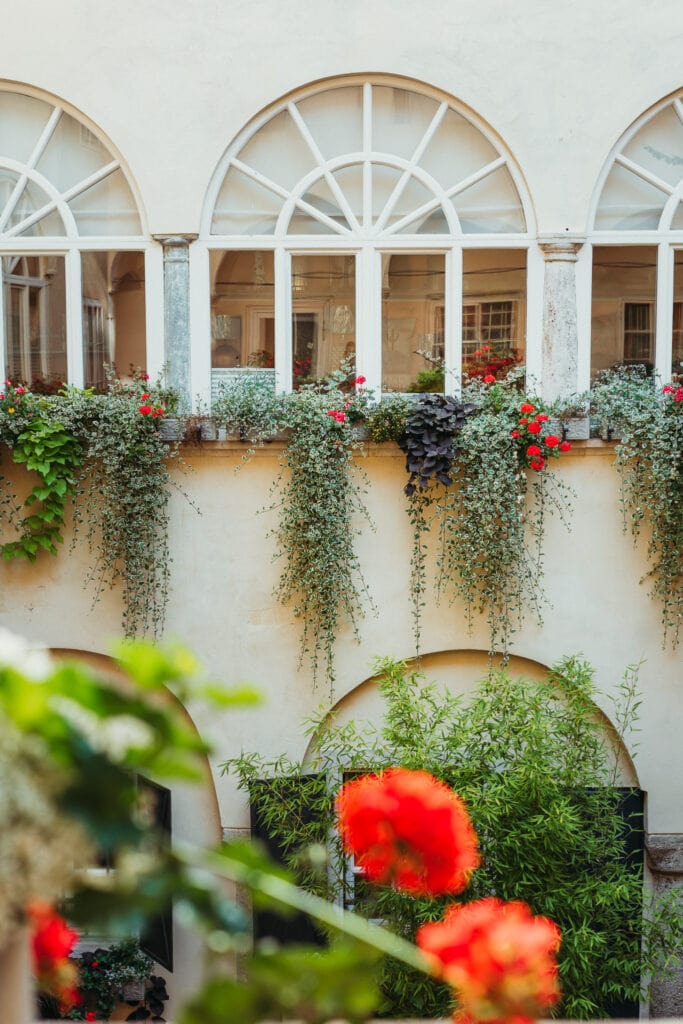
[139,777,174,971]
[250,775,326,946]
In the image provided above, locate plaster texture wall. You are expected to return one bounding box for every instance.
[0,0,681,235]
[0,444,679,834]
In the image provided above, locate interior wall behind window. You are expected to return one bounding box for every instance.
[81,251,146,390]
[3,255,67,390]
[591,246,657,378]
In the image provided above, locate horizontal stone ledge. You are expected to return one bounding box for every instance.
[647,833,683,874]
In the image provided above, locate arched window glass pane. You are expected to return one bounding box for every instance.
[7,178,65,236]
[239,110,313,191]
[212,166,280,235]
[3,254,67,388]
[591,246,657,378]
[299,177,350,231]
[373,168,435,227]
[82,251,146,389]
[671,202,683,230]
[420,108,499,191]
[462,250,526,380]
[35,112,111,194]
[622,105,683,191]
[595,163,668,230]
[295,87,363,159]
[372,86,438,159]
[382,253,445,393]
[68,168,140,235]
[0,93,53,164]
[331,165,363,221]
[288,210,337,234]
[455,166,525,233]
[291,254,355,388]
[210,250,275,378]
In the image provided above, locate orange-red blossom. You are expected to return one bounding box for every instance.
[27,902,80,1012]
[416,897,561,1024]
[336,767,480,897]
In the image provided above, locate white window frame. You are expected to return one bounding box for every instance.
[0,87,161,387]
[194,77,536,406]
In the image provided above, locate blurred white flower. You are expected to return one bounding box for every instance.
[50,697,154,761]
[0,627,51,679]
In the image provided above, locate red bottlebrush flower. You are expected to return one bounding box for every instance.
[527,421,542,435]
[520,402,535,413]
[336,768,480,897]
[416,897,561,1024]
[526,444,541,457]
[510,429,520,438]
[530,457,545,471]
[544,435,560,448]
[483,374,496,383]
[138,404,153,415]
[559,440,571,452]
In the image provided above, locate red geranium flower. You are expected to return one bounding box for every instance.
[663,385,674,394]
[519,418,528,425]
[526,444,541,457]
[544,435,560,448]
[559,440,571,452]
[520,402,535,413]
[336,768,480,897]
[527,421,541,435]
[28,903,78,964]
[510,429,520,438]
[416,897,561,1024]
[86,1013,97,1021]
[675,387,683,402]
[483,374,496,383]
[354,375,367,385]
[534,412,548,422]
[530,457,545,470]
[139,404,152,415]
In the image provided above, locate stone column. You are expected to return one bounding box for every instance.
[153,234,197,410]
[647,834,683,1015]
[538,236,584,404]
[0,928,32,1024]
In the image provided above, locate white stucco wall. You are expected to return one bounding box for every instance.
[1,443,679,835]
[0,0,681,235]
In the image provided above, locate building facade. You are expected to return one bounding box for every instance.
[0,0,682,1014]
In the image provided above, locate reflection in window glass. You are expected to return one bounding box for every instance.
[673,252,683,377]
[3,255,67,390]
[210,251,275,379]
[462,250,526,380]
[382,254,445,393]
[591,246,657,378]
[291,254,355,388]
[81,252,146,390]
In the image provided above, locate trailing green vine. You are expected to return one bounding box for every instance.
[273,367,374,691]
[592,367,683,645]
[0,372,183,638]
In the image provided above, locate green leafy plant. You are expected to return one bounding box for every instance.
[71,940,161,1021]
[226,655,683,1020]
[591,368,683,644]
[273,366,374,690]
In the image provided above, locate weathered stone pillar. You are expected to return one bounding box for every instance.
[538,236,584,404]
[153,234,197,410]
[647,834,683,1015]
[0,928,32,1024]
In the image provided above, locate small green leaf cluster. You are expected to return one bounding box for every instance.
[71,939,156,1020]
[227,655,682,1020]
[592,368,683,644]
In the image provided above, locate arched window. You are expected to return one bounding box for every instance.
[591,92,683,381]
[0,88,152,390]
[201,78,532,397]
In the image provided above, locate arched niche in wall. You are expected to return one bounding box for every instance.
[303,648,638,788]
[590,89,683,381]
[199,75,534,400]
[49,648,222,1016]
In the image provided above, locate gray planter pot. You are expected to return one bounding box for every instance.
[548,416,590,441]
[158,417,184,441]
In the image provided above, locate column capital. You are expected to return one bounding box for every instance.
[538,235,585,262]
[153,234,198,258]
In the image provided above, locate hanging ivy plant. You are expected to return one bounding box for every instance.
[0,373,183,639]
[592,368,683,644]
[273,368,374,690]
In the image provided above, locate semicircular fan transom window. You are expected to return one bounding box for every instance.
[211,82,526,238]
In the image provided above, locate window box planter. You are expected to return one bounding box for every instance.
[547,415,590,441]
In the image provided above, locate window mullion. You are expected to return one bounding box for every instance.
[65,248,84,388]
[444,247,461,396]
[524,243,544,388]
[575,241,592,395]
[188,243,211,409]
[356,246,380,393]
[275,247,292,392]
[0,259,5,384]
[655,242,674,383]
